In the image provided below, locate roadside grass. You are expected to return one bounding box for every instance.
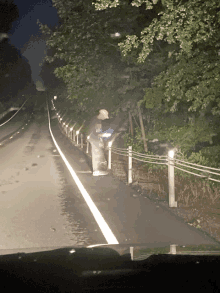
[61,125,220,211]
[108,151,220,241]
[109,152,220,208]
[58,118,220,242]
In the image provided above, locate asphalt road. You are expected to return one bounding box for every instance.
[0,107,104,250]
[0,97,219,252]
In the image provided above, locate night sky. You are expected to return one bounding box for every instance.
[9,0,59,87]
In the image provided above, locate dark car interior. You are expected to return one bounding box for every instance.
[0,247,219,292]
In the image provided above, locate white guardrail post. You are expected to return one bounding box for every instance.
[108,141,112,170]
[76,121,85,146]
[81,133,83,148]
[86,137,90,153]
[128,146,132,184]
[168,150,177,207]
[76,131,79,145]
[67,120,73,138]
[69,128,72,139]
[71,123,77,142]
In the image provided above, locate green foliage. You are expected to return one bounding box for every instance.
[95,0,220,118]
[142,151,167,172]
[123,127,167,171]
[93,0,156,11]
[188,146,220,169]
[41,0,179,123]
[144,87,163,109]
[173,145,220,187]
[123,127,144,153]
[147,115,216,155]
[151,51,220,116]
[43,0,220,183]
[115,0,220,62]
[39,0,144,112]
[188,151,211,168]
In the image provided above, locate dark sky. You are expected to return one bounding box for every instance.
[9,0,59,88]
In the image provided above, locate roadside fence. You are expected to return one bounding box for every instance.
[51,98,220,208]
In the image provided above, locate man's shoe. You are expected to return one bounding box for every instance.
[93,171,99,176]
[93,171,108,176]
[99,170,108,176]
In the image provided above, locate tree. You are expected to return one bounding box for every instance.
[39,0,147,118]
[0,0,19,34]
[0,40,33,105]
[93,0,220,160]
[0,1,35,108]
[94,0,220,115]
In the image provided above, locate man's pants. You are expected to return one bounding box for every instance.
[90,139,107,172]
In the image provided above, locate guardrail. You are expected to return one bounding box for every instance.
[0,107,20,120]
[0,115,33,146]
[0,98,30,127]
[51,98,220,208]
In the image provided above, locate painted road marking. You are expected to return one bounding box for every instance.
[46,100,119,245]
[76,171,92,173]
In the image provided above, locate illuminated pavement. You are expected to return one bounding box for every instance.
[49,105,220,248]
[0,112,103,250]
[0,99,218,252]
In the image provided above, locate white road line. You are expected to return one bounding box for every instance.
[76,171,92,173]
[46,99,119,245]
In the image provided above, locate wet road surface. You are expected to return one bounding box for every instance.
[0,108,104,250]
[0,97,219,252]
[49,101,220,247]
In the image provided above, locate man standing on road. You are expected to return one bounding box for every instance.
[88,109,110,176]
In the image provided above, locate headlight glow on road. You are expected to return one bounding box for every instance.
[46,99,119,245]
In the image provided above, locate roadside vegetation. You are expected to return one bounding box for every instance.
[39,0,220,240]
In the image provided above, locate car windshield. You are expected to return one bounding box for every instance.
[0,0,220,257]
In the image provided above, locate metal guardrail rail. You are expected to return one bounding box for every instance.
[51,98,220,208]
[0,98,30,127]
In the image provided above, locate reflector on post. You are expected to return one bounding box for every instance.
[168,150,174,158]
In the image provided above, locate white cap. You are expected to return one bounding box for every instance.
[99,109,109,119]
